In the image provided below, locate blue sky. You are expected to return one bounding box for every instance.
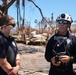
[8,0,76,28]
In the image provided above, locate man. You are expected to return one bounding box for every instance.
[0,15,20,75]
[45,13,76,75]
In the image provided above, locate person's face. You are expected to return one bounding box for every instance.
[6,19,15,33]
[57,20,70,33]
[4,24,14,34]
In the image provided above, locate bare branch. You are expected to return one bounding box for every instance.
[6,0,16,9]
[28,0,44,19]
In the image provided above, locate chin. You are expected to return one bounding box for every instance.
[59,30,65,33]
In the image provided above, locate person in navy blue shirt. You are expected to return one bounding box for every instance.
[0,15,20,75]
[45,13,76,75]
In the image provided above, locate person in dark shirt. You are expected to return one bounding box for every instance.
[0,15,20,75]
[45,13,76,75]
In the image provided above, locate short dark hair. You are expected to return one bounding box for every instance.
[0,15,15,27]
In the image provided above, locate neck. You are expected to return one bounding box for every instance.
[59,31,68,36]
[1,30,9,37]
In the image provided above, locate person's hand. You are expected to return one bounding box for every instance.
[8,69,16,75]
[59,55,70,63]
[51,57,61,66]
[8,66,19,75]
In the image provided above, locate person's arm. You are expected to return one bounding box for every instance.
[15,54,20,70]
[0,58,13,74]
[71,36,76,63]
[45,37,54,62]
[0,37,13,74]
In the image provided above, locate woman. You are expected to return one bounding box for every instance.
[0,15,20,75]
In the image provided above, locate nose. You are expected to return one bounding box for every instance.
[10,25,13,28]
[59,24,64,27]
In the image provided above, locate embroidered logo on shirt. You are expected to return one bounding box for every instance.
[12,41,16,47]
[66,39,71,44]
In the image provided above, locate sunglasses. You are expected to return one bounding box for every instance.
[7,23,15,27]
[58,20,70,24]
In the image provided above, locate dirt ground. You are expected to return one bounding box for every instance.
[17,43,50,75]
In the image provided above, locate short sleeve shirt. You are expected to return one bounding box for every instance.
[0,31,19,75]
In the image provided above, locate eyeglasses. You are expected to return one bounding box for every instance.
[57,20,70,24]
